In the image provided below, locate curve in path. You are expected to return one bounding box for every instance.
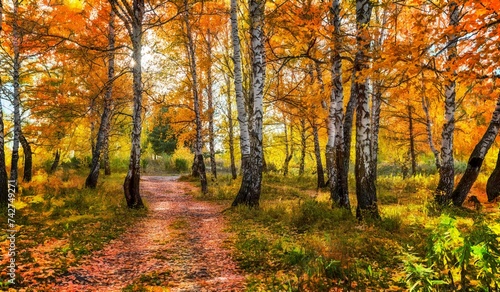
[53,176,245,291]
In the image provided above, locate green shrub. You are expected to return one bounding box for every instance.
[174,158,189,172]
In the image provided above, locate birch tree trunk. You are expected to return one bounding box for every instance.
[86,10,115,188]
[421,92,441,170]
[299,118,306,176]
[0,0,8,204]
[225,75,237,179]
[486,149,500,202]
[312,122,326,188]
[354,0,379,219]
[103,132,111,175]
[232,0,266,207]
[206,31,217,180]
[327,0,350,209]
[110,0,145,208]
[408,105,417,175]
[369,83,381,184]
[282,120,293,177]
[10,0,21,185]
[184,0,208,194]
[19,133,32,182]
[451,95,500,205]
[435,2,459,204]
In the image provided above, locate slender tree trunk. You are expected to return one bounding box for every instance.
[451,95,500,205]
[206,31,217,180]
[408,105,417,175]
[232,0,266,207]
[369,83,381,184]
[354,0,379,220]
[103,132,111,175]
[312,122,326,188]
[19,132,32,182]
[86,10,115,188]
[225,75,237,179]
[435,2,459,204]
[230,0,251,205]
[282,120,293,177]
[0,95,8,205]
[10,0,21,185]
[336,72,357,207]
[110,0,145,208]
[421,92,441,170]
[184,0,208,194]
[0,1,7,203]
[299,118,306,176]
[50,149,60,174]
[486,149,500,202]
[327,0,350,209]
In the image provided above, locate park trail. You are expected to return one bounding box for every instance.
[51,176,245,291]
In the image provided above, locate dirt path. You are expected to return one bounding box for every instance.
[52,176,245,291]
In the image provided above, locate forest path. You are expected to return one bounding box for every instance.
[53,176,245,291]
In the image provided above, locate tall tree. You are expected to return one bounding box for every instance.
[232,0,266,207]
[86,9,116,189]
[451,94,500,205]
[0,0,8,205]
[184,0,208,194]
[327,0,350,209]
[225,74,237,179]
[354,0,379,219]
[10,0,21,185]
[19,132,32,182]
[205,30,217,180]
[110,0,145,208]
[229,0,250,204]
[435,1,460,204]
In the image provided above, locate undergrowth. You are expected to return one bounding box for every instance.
[202,173,500,291]
[0,170,145,288]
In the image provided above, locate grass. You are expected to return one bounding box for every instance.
[195,172,500,291]
[0,170,146,288]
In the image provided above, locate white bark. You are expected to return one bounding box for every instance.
[230,0,250,159]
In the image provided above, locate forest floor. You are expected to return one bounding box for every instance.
[46,176,245,291]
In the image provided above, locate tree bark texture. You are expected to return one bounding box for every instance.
[232,0,266,207]
[452,95,500,205]
[369,83,381,184]
[354,0,379,219]
[10,0,21,184]
[184,0,208,194]
[299,118,306,176]
[408,105,417,175]
[0,97,8,205]
[435,2,459,204]
[110,0,145,208]
[225,75,237,179]
[19,132,32,182]
[282,120,293,177]
[206,31,217,180]
[86,10,115,188]
[312,122,326,188]
[487,149,500,202]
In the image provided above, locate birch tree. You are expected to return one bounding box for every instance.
[229,0,250,204]
[354,0,379,219]
[451,94,500,205]
[109,0,145,208]
[0,0,8,205]
[435,1,460,204]
[205,30,217,180]
[183,0,208,194]
[86,10,116,188]
[232,0,266,207]
[10,0,21,185]
[326,0,349,209]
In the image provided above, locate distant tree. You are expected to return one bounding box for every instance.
[147,108,177,156]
